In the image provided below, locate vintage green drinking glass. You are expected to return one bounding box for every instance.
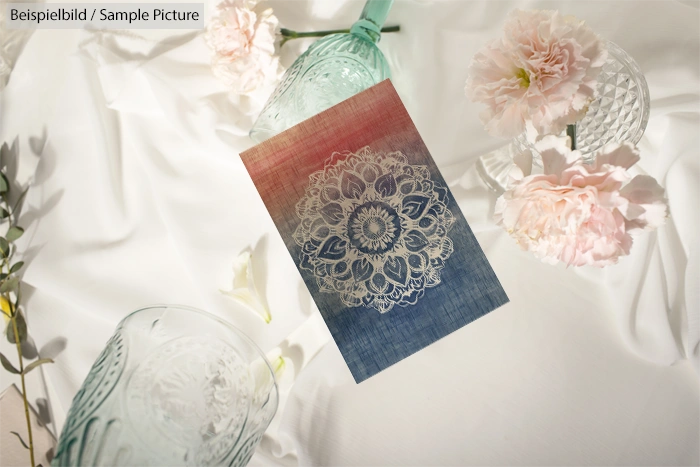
[249,0,394,143]
[51,305,278,467]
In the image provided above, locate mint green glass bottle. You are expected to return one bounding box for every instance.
[249,0,394,143]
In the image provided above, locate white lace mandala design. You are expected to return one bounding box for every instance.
[293,147,455,313]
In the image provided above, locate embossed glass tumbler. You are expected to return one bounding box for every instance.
[249,0,394,143]
[52,305,279,467]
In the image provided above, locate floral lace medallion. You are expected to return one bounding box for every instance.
[293,147,455,313]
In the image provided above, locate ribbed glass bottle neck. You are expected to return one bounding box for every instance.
[350,0,394,43]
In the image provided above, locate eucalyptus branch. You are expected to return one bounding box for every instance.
[0,157,49,467]
[7,295,35,467]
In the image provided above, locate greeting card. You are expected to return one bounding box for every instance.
[241,80,508,382]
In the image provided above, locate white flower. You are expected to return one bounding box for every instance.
[205,0,283,95]
[220,250,271,323]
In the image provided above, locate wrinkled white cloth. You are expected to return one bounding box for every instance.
[0,0,698,465]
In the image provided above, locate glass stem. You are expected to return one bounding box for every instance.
[567,124,577,150]
[280,1,396,46]
[279,25,399,46]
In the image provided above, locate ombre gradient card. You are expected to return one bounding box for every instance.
[241,80,508,383]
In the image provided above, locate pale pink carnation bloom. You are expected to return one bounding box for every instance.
[206,0,283,95]
[466,9,607,138]
[494,136,668,267]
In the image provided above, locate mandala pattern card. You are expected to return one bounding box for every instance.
[241,80,508,383]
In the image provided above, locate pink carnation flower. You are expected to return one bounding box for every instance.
[466,9,608,138]
[494,136,668,267]
[206,0,283,95]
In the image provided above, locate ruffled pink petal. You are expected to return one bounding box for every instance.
[536,135,581,176]
[619,175,668,231]
[494,137,667,267]
[592,142,641,170]
[205,0,282,95]
[466,8,607,138]
[512,149,533,178]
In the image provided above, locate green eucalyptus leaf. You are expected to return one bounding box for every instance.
[0,237,8,257]
[0,276,18,293]
[9,262,23,274]
[9,431,29,449]
[5,318,13,343]
[23,358,53,374]
[0,273,6,281]
[6,309,26,344]
[0,173,8,194]
[6,226,23,242]
[0,351,20,374]
[0,208,9,219]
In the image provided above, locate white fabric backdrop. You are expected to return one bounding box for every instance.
[0,0,698,465]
